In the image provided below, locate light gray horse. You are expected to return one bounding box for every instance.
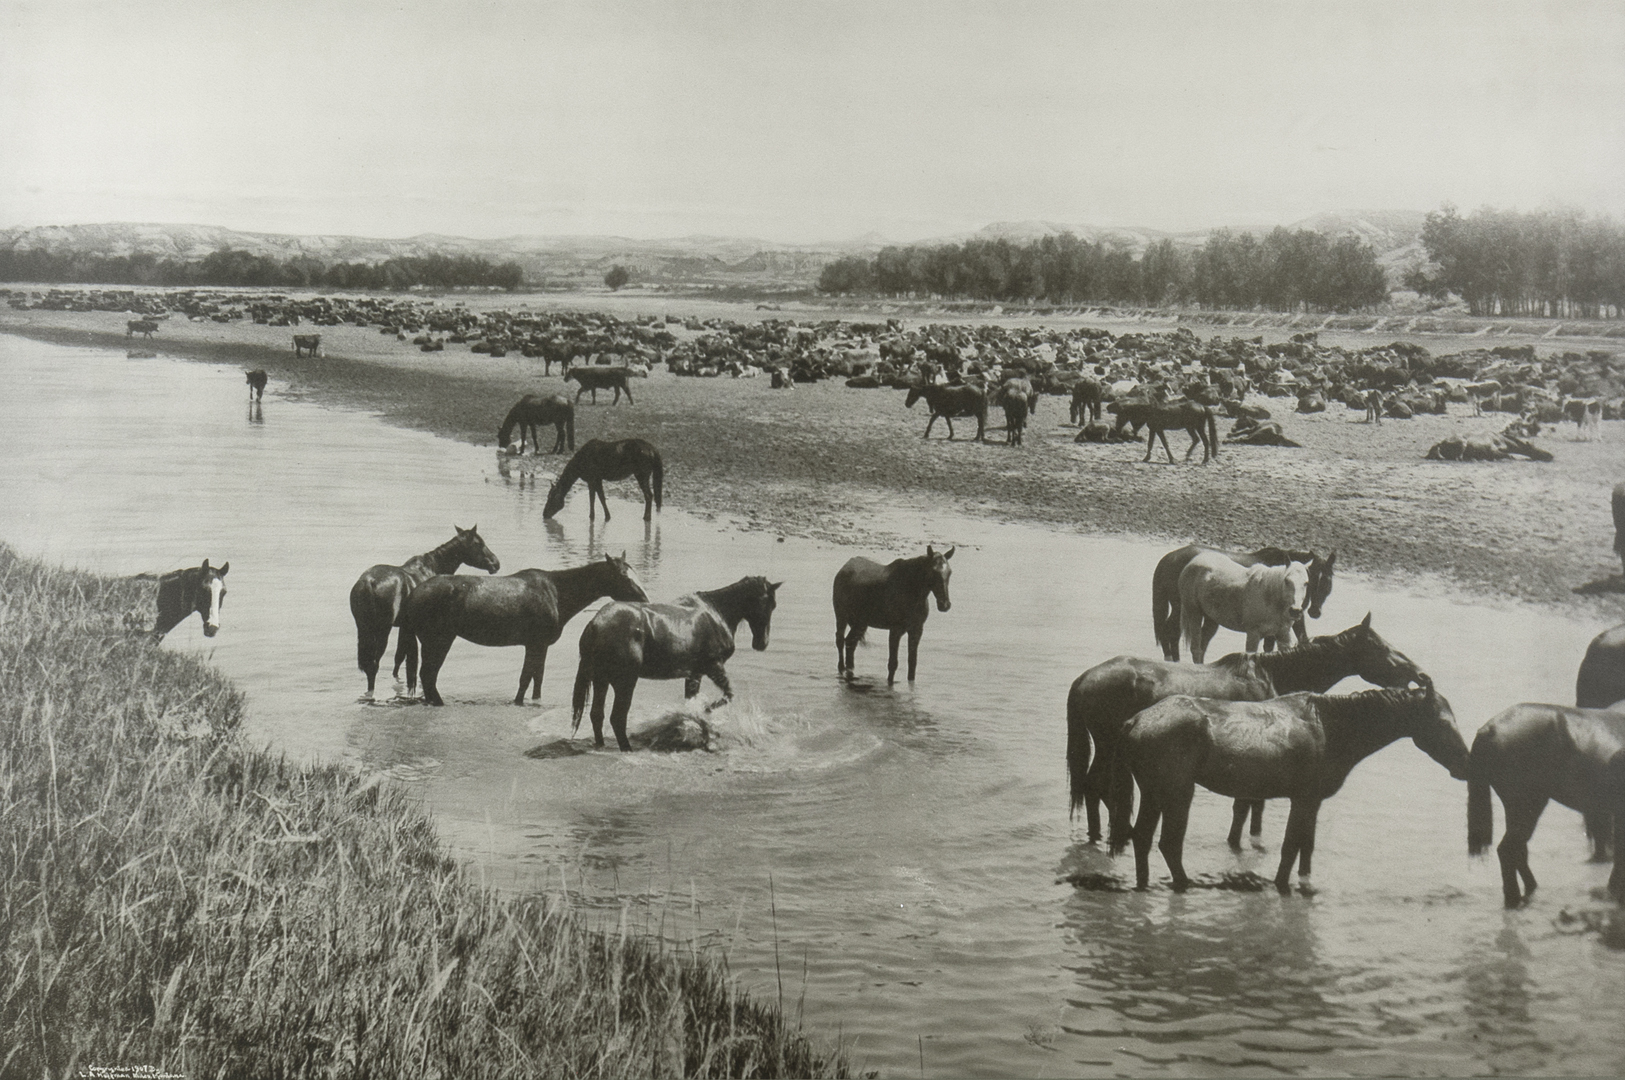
[1178,551,1308,664]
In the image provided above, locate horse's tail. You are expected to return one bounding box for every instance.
[570,648,593,734]
[1150,555,1180,661]
[1066,686,1091,821]
[1467,727,1496,856]
[652,452,664,510]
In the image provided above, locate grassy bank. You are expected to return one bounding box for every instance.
[0,544,847,1078]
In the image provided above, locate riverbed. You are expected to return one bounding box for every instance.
[2,334,1621,1077]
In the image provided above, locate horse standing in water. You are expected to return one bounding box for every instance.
[1126,680,1468,894]
[1067,615,1422,849]
[401,553,647,707]
[542,439,664,522]
[571,576,781,750]
[1178,552,1308,664]
[151,559,229,642]
[1468,701,1625,906]
[833,546,953,684]
[245,369,267,401]
[1152,544,1336,660]
[498,393,575,454]
[904,383,986,441]
[348,526,501,697]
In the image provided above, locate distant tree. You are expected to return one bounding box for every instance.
[604,264,631,291]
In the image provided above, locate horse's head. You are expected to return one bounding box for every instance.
[604,552,649,603]
[1281,561,1310,622]
[1305,550,1336,619]
[742,577,781,651]
[904,384,925,409]
[198,559,228,637]
[542,481,566,519]
[1407,675,1469,781]
[1339,612,1422,687]
[925,545,954,612]
[456,525,501,574]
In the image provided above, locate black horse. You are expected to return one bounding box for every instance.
[401,554,648,706]
[565,366,636,405]
[833,546,954,684]
[542,439,664,522]
[997,380,1029,446]
[571,576,781,750]
[1112,400,1220,463]
[151,559,228,642]
[498,393,576,454]
[1069,377,1104,424]
[348,526,501,697]
[1152,544,1337,661]
[904,383,986,441]
[245,369,267,401]
[292,334,321,357]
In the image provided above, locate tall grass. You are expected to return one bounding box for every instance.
[0,544,848,1078]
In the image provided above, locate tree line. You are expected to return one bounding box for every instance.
[0,247,525,290]
[1407,205,1625,318]
[817,227,1390,312]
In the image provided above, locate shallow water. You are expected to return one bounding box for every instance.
[2,334,1622,1078]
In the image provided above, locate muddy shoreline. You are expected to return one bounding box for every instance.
[4,309,1623,614]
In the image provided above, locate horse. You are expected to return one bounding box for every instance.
[904,383,986,441]
[1069,377,1104,424]
[542,438,664,522]
[1362,389,1384,424]
[292,334,321,357]
[997,381,1029,446]
[126,319,158,338]
[348,526,501,697]
[571,577,781,750]
[1468,702,1625,907]
[1126,680,1468,893]
[497,393,575,454]
[1178,552,1308,664]
[565,366,635,405]
[1152,545,1336,661]
[151,559,228,642]
[1564,398,1603,440]
[833,546,953,684]
[1067,614,1421,850]
[245,369,267,401]
[1578,623,1625,710]
[401,553,648,707]
[1112,400,1219,464]
[1613,482,1625,579]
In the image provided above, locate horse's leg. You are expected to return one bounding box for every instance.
[1157,784,1195,892]
[683,676,701,698]
[1497,795,1547,907]
[844,623,864,675]
[1292,615,1309,647]
[595,481,612,521]
[975,411,984,442]
[1246,632,1261,652]
[1275,798,1321,894]
[607,676,638,750]
[1583,807,1612,862]
[1184,429,1201,461]
[835,618,848,674]
[622,381,633,405]
[402,633,419,694]
[515,644,547,704]
[418,634,455,707]
[886,627,904,685]
[923,413,937,439]
[1227,800,1250,851]
[944,414,955,440]
[905,626,923,682]
[703,664,733,710]
[1294,803,1319,878]
[1107,744,1136,855]
[1143,426,1156,462]
[636,471,654,522]
[589,677,610,747]
[1131,789,1163,890]
[1248,799,1264,838]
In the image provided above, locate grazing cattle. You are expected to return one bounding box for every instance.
[245,369,267,401]
[293,334,321,357]
[151,559,228,642]
[126,319,159,338]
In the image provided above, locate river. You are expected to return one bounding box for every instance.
[2,334,1620,1077]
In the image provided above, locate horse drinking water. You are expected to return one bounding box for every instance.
[348,526,501,697]
[833,546,953,684]
[151,559,228,642]
[1126,679,1469,894]
[1178,551,1309,664]
[571,576,781,750]
[542,439,664,522]
[498,393,576,454]
[401,553,648,707]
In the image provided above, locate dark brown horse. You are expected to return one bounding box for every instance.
[1127,680,1468,893]
[401,553,648,707]
[1468,702,1625,906]
[1152,544,1336,661]
[1578,623,1625,710]
[151,559,228,642]
[348,526,501,697]
[571,576,781,750]
[1067,615,1422,849]
[997,380,1029,446]
[1069,376,1104,424]
[904,383,986,441]
[542,438,664,522]
[245,369,267,401]
[833,546,953,684]
[498,393,576,454]
[565,366,636,405]
[292,334,321,357]
[1112,400,1219,463]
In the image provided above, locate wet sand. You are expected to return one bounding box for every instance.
[4,300,1623,612]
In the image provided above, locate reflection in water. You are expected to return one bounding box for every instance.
[1458,920,1548,1071]
[247,399,263,425]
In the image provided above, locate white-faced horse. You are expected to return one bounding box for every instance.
[1178,551,1308,664]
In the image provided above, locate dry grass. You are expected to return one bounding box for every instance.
[0,543,848,1078]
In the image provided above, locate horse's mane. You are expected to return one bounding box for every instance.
[1310,684,1429,715]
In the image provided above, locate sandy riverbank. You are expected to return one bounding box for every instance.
[3,300,1623,612]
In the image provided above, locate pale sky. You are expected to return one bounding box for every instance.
[2,1,1622,243]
